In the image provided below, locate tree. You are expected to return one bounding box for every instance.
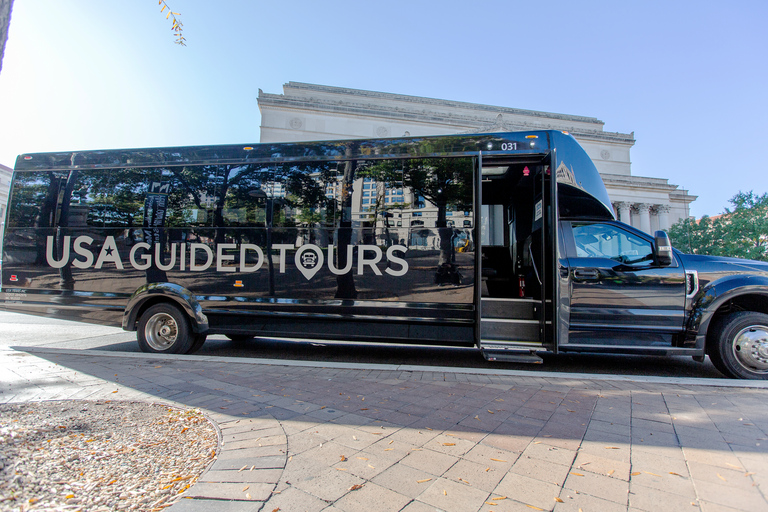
[400,157,473,267]
[158,1,185,46]
[334,144,359,298]
[0,0,13,74]
[720,191,768,261]
[668,215,727,257]
[357,159,409,248]
[1,1,183,78]
[668,191,768,261]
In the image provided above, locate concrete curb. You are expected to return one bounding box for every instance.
[14,345,768,389]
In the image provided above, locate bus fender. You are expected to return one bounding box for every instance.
[122,282,209,334]
[688,274,768,347]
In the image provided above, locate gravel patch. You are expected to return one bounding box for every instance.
[0,400,218,511]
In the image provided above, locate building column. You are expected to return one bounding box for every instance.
[615,202,632,224]
[636,203,652,234]
[656,204,671,231]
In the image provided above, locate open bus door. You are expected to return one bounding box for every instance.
[476,152,555,362]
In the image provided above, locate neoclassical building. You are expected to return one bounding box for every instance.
[258,82,695,233]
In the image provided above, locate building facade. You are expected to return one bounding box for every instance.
[258,82,695,233]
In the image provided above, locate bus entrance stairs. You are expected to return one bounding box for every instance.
[479,297,544,363]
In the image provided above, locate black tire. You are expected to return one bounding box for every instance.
[137,303,194,354]
[226,334,253,344]
[707,311,768,379]
[186,334,207,354]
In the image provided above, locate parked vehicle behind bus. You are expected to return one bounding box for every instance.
[2,131,767,378]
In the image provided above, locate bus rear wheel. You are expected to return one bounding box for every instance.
[708,311,768,380]
[138,303,194,354]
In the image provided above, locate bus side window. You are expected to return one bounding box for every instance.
[6,172,66,229]
[480,204,504,246]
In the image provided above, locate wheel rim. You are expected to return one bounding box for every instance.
[144,312,179,351]
[732,324,768,373]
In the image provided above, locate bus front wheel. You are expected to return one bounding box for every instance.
[137,303,194,354]
[708,311,768,380]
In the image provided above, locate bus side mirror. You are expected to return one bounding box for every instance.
[654,230,673,267]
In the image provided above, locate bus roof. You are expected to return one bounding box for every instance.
[14,131,560,171]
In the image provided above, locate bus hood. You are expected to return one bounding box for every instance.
[678,252,768,277]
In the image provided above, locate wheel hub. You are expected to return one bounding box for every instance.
[733,325,768,372]
[145,313,178,351]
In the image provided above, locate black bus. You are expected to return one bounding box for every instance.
[2,131,768,379]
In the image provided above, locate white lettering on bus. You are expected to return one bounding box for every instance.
[358,246,383,276]
[129,242,151,270]
[94,237,124,269]
[72,236,95,269]
[327,245,354,275]
[190,243,213,271]
[385,246,408,277]
[239,244,264,272]
[45,236,409,279]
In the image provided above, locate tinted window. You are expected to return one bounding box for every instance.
[572,223,653,264]
[9,158,474,237]
[6,171,67,228]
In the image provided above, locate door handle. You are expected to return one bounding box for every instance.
[573,269,600,281]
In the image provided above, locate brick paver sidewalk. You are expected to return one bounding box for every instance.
[2,346,768,512]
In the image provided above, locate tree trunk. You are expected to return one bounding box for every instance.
[0,0,13,75]
[335,151,357,299]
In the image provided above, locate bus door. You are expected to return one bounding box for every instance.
[477,155,553,362]
[560,220,686,348]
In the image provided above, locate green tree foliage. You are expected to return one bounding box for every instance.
[668,215,727,257]
[668,191,768,261]
[721,191,768,261]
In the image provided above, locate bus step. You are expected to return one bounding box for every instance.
[480,347,543,364]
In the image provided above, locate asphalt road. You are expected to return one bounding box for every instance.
[0,310,728,379]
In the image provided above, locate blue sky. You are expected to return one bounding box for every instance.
[1,0,766,217]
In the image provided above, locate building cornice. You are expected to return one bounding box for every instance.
[258,86,635,146]
[602,173,680,191]
[602,173,695,205]
[280,82,604,126]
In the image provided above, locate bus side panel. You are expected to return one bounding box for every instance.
[1,157,478,344]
